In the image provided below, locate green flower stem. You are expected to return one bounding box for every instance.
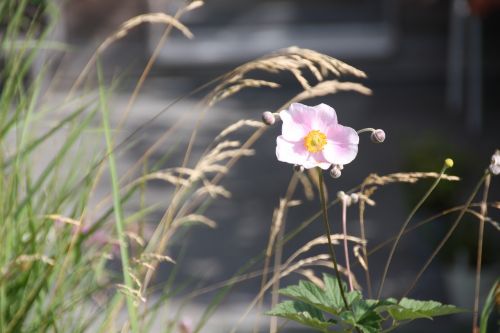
[472,172,490,332]
[317,168,350,310]
[99,69,139,333]
[401,171,488,299]
[377,163,449,299]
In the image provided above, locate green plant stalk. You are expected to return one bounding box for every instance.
[11,109,96,220]
[472,172,491,332]
[317,168,350,310]
[98,68,139,333]
[5,268,52,333]
[377,164,448,298]
[1,105,88,168]
[401,171,488,299]
[480,279,499,333]
[182,176,468,333]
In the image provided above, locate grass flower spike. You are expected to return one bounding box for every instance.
[276,103,359,169]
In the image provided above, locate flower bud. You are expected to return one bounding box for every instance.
[370,129,386,143]
[444,158,454,168]
[489,150,500,175]
[330,165,342,178]
[294,164,304,173]
[261,111,275,126]
[350,193,359,204]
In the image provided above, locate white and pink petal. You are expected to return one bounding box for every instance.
[276,136,308,166]
[276,103,359,168]
[323,140,358,165]
[302,152,332,170]
[327,124,359,146]
[279,109,308,141]
[309,103,338,133]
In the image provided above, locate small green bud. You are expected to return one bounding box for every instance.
[445,158,454,168]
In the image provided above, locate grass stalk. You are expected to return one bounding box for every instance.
[358,186,373,297]
[119,6,185,128]
[377,163,449,298]
[98,65,139,333]
[401,171,488,299]
[341,196,354,291]
[269,173,299,333]
[472,172,491,333]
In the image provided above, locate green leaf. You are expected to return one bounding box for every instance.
[279,274,359,316]
[480,279,499,333]
[323,273,351,308]
[341,298,383,333]
[279,280,343,315]
[383,297,465,321]
[267,300,333,332]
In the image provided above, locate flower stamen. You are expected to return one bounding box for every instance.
[304,130,327,153]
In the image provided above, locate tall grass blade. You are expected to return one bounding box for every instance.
[97,63,139,333]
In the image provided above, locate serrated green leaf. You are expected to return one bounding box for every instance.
[279,280,327,305]
[278,274,361,316]
[267,300,332,332]
[276,274,381,331]
[340,298,383,333]
[323,273,350,309]
[383,297,465,321]
[279,280,343,315]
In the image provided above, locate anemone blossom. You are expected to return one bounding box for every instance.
[276,103,359,169]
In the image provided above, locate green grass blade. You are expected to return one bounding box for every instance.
[97,62,139,333]
[480,279,499,333]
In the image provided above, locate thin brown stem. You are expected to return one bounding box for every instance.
[269,174,299,333]
[378,165,448,298]
[358,187,373,297]
[118,8,184,129]
[341,196,354,291]
[401,172,488,299]
[178,202,494,304]
[253,173,298,333]
[472,172,491,333]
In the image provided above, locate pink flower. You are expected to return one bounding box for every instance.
[276,103,359,169]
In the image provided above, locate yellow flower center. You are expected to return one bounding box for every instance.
[304,130,327,153]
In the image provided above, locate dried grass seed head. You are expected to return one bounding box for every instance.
[209,46,369,108]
